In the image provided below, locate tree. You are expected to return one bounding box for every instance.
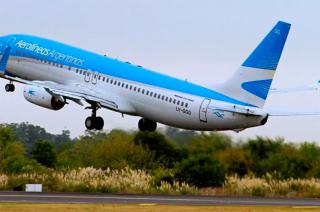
[175,154,226,187]
[185,132,232,156]
[258,144,311,179]
[164,127,197,146]
[134,131,182,168]
[216,148,252,177]
[6,122,72,152]
[31,140,56,168]
[57,130,154,170]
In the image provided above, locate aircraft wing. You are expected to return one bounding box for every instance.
[6,75,136,114]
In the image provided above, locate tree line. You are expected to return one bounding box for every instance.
[0,122,320,188]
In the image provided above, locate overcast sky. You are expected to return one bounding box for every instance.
[0,0,320,141]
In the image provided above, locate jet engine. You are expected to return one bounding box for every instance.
[23,85,65,110]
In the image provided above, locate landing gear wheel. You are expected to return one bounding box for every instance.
[95,116,104,130]
[138,118,157,132]
[5,84,14,92]
[85,116,95,130]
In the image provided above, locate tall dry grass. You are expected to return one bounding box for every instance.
[3,168,320,197]
[221,174,320,197]
[0,167,197,194]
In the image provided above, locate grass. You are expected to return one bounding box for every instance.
[0,167,197,195]
[2,168,320,197]
[0,203,320,212]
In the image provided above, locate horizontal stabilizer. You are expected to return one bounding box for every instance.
[267,107,320,116]
[270,80,320,93]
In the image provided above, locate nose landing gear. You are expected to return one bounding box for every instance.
[85,103,104,130]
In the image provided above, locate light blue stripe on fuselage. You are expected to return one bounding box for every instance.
[3,34,254,107]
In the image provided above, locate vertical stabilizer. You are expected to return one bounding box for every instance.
[214,21,291,108]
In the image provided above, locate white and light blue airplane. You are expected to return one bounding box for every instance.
[0,21,292,132]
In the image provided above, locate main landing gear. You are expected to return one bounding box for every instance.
[85,104,104,130]
[138,118,157,132]
[5,82,15,92]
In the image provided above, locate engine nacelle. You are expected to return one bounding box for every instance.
[23,85,65,110]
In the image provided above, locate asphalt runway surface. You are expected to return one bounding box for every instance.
[0,192,320,206]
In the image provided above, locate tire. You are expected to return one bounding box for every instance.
[9,84,15,92]
[85,117,95,130]
[95,116,104,130]
[5,84,10,92]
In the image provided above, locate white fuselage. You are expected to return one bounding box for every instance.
[6,56,267,131]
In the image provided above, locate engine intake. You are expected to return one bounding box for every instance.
[23,85,65,110]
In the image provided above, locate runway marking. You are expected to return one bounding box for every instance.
[0,194,319,206]
[139,203,157,206]
[292,206,320,209]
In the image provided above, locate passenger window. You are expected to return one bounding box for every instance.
[169,98,172,103]
[134,87,137,91]
[165,97,168,101]
[126,84,129,89]
[114,81,117,85]
[118,82,121,86]
[80,70,82,74]
[110,79,113,84]
[158,94,161,99]
[173,99,176,104]
[137,88,141,93]
[103,77,105,81]
[146,91,149,95]
[130,85,133,90]
[161,96,164,100]
[98,76,101,80]
[181,102,184,107]
[177,101,180,105]
[185,103,188,108]
[76,69,79,73]
[150,92,153,96]
[122,83,125,87]
[154,93,157,98]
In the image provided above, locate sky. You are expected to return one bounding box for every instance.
[0,0,320,141]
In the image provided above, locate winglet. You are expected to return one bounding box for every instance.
[0,47,11,75]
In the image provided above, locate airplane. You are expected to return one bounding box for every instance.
[0,21,292,132]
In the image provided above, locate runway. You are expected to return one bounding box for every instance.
[0,192,319,206]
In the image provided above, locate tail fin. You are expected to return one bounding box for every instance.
[215,21,291,108]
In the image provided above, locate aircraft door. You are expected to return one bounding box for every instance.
[84,71,91,82]
[199,98,211,123]
[91,72,98,85]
